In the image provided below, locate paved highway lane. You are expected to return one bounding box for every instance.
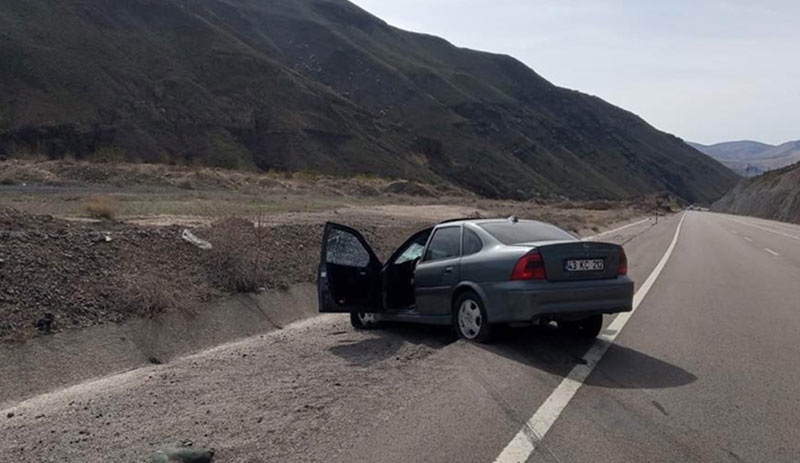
[3,212,799,462]
[716,213,800,268]
[527,211,800,463]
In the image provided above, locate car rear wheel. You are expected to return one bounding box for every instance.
[350,312,381,330]
[559,314,603,339]
[454,292,493,343]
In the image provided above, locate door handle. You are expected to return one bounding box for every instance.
[444,266,453,274]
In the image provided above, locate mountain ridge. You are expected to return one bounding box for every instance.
[689,139,800,177]
[0,0,738,202]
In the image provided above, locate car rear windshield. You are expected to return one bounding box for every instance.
[478,221,575,244]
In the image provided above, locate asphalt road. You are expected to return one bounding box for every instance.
[526,212,800,463]
[2,211,799,462]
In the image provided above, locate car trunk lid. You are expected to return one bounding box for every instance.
[532,241,623,281]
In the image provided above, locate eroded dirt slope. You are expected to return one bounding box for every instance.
[712,162,800,224]
[0,208,428,341]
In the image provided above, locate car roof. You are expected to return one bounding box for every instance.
[436,217,551,227]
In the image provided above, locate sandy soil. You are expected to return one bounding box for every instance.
[0,315,462,462]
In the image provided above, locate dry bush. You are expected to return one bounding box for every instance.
[204,217,269,293]
[583,200,614,211]
[176,178,197,190]
[9,148,48,162]
[116,273,199,318]
[0,164,24,185]
[0,321,30,344]
[85,196,118,220]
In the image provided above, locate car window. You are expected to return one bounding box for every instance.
[395,242,426,264]
[462,228,483,256]
[424,226,461,261]
[478,221,575,244]
[326,229,370,267]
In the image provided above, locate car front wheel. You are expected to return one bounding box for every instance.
[350,312,381,330]
[454,291,493,343]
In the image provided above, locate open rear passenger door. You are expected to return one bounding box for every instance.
[318,222,383,313]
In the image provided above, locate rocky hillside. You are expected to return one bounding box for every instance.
[690,140,800,177]
[712,162,800,224]
[0,0,737,201]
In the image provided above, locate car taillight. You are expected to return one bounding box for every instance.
[617,247,628,276]
[511,250,547,281]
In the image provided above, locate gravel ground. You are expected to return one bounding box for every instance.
[0,208,208,340]
[0,207,430,342]
[0,315,461,462]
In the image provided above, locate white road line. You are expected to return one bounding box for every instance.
[582,218,651,241]
[744,237,753,242]
[739,216,800,235]
[493,213,687,463]
[765,248,780,256]
[729,218,800,241]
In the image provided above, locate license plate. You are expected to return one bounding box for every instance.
[565,259,605,272]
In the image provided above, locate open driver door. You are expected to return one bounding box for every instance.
[318,222,383,313]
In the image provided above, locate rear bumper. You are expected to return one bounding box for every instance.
[482,277,634,323]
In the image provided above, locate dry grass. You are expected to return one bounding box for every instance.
[582,200,615,211]
[176,178,197,190]
[204,216,270,293]
[84,196,118,220]
[116,273,200,318]
[1,326,30,344]
[0,159,472,219]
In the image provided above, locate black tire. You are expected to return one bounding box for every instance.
[453,291,493,343]
[559,314,603,339]
[350,312,382,330]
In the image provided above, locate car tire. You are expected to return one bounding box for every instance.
[559,314,603,339]
[350,312,381,330]
[453,291,493,343]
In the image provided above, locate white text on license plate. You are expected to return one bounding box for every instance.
[565,259,605,272]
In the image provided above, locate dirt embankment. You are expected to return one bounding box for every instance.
[0,208,427,342]
[712,163,800,224]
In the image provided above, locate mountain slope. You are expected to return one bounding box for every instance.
[0,0,738,201]
[690,140,800,177]
[712,162,800,224]
[688,141,773,161]
[758,141,800,170]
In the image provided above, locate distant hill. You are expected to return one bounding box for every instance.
[690,140,800,177]
[0,0,738,202]
[712,162,800,224]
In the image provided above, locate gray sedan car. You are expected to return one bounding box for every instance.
[318,217,634,342]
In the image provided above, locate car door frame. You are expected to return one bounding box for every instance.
[380,227,434,311]
[318,222,383,313]
[414,224,462,316]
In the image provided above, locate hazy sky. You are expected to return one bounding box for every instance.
[350,0,799,145]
